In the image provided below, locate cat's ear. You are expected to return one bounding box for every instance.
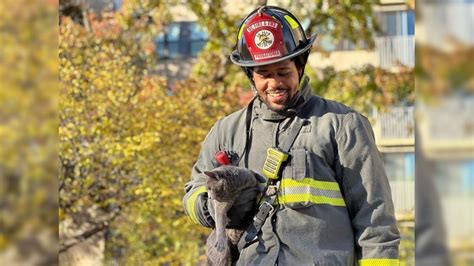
[204,171,217,180]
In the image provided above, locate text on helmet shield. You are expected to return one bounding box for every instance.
[246,20,278,33]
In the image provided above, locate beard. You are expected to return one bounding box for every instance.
[259,87,296,112]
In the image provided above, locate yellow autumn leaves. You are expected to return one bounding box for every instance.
[59,9,241,264]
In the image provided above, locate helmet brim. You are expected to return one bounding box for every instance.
[230,34,317,67]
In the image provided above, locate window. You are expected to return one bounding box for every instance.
[155,22,209,59]
[433,160,474,196]
[382,152,415,181]
[190,23,208,56]
[377,10,415,37]
[113,0,123,11]
[317,35,370,52]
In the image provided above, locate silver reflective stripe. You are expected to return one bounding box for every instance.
[279,178,346,207]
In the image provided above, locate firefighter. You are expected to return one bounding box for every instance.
[183,5,400,265]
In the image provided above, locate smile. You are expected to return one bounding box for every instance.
[266,89,287,96]
[266,89,288,104]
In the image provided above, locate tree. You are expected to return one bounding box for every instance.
[279,0,380,49]
[311,65,414,117]
[0,0,58,264]
[59,2,242,264]
[416,42,474,99]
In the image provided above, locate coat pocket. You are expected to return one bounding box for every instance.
[290,147,307,181]
[280,148,346,209]
[281,147,307,181]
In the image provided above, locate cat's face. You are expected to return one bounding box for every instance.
[204,165,259,201]
[204,170,233,199]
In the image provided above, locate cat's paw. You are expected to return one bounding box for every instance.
[215,239,227,252]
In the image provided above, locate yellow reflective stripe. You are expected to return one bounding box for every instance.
[237,23,245,40]
[284,15,299,29]
[358,259,399,266]
[279,194,346,206]
[186,186,207,224]
[281,178,341,191]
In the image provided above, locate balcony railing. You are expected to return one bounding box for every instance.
[389,180,415,214]
[375,35,415,69]
[374,106,415,146]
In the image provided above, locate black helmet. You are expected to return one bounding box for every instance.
[230,5,317,67]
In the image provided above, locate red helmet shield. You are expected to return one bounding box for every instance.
[242,13,285,63]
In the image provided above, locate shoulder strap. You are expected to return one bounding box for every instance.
[278,117,305,153]
[241,97,256,167]
[278,95,314,152]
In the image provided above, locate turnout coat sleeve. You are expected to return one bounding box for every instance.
[182,109,258,228]
[182,122,220,228]
[335,112,400,265]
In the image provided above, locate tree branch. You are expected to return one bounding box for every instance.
[59,222,106,253]
[59,208,120,254]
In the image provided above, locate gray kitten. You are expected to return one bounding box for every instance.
[204,165,259,266]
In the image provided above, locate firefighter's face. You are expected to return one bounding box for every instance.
[252,60,300,111]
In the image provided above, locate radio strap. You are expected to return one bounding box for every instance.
[237,117,306,252]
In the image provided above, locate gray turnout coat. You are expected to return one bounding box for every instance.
[183,77,400,265]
